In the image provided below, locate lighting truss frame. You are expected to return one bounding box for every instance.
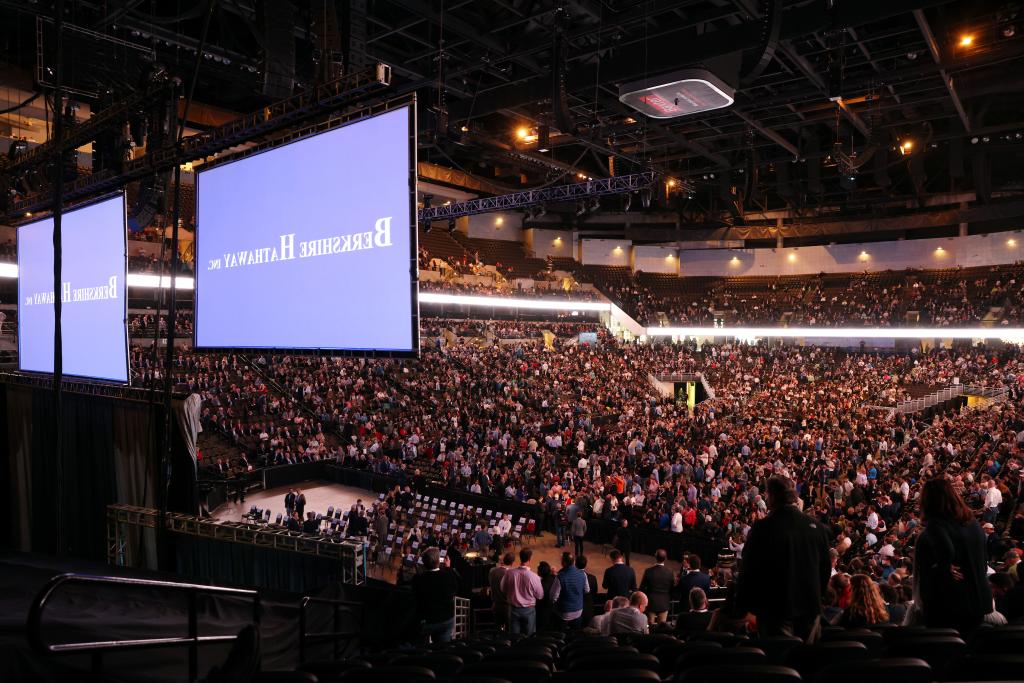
[418,171,658,221]
[6,63,392,219]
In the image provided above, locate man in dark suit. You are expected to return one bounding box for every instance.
[301,512,319,534]
[577,554,600,626]
[736,475,831,642]
[602,549,637,600]
[614,519,633,565]
[284,489,296,515]
[639,548,675,625]
[677,554,712,600]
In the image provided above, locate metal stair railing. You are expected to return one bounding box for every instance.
[27,572,260,683]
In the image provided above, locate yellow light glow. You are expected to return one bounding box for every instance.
[899,140,913,155]
[730,256,740,264]
[960,34,974,47]
[935,246,945,254]
[516,127,529,139]
[788,253,797,262]
[613,246,623,253]
[460,125,469,132]
[495,216,504,226]
[667,178,677,188]
[1009,239,1017,247]
[554,237,562,243]
[859,250,870,261]
[24,212,32,218]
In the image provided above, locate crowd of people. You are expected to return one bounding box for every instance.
[127,305,1024,647]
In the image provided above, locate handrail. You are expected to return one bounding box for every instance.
[298,595,363,663]
[28,572,261,682]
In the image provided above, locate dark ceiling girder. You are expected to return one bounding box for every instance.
[733,109,799,158]
[912,8,972,133]
[449,0,955,122]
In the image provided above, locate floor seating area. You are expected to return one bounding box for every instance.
[256,624,1024,683]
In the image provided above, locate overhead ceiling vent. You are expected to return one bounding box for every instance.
[619,69,735,119]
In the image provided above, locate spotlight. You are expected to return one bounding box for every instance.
[667,178,677,188]
[983,136,991,143]
[516,126,529,140]
[959,34,974,47]
[899,140,913,155]
[971,136,980,144]
[460,125,469,132]
[1004,25,1016,38]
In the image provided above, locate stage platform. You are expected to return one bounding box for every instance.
[212,479,668,585]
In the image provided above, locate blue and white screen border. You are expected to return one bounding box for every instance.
[192,96,419,358]
[16,191,130,384]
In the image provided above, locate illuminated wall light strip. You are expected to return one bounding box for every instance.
[0,263,1020,341]
[647,326,1024,341]
[419,291,610,311]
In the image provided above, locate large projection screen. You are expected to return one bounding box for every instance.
[17,193,129,383]
[194,103,418,355]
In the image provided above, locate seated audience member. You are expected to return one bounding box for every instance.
[590,596,629,635]
[676,587,713,634]
[411,547,459,643]
[603,549,637,600]
[286,511,301,533]
[608,591,650,635]
[832,574,890,627]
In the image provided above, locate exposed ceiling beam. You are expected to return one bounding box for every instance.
[733,109,799,158]
[912,8,971,133]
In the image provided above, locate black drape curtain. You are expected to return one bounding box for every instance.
[174,534,348,593]
[3,383,165,564]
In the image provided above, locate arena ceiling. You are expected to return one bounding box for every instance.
[2,0,1024,240]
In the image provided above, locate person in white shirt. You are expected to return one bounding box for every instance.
[984,480,1003,522]
[496,514,512,537]
[670,506,684,533]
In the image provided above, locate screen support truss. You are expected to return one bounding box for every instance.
[417,171,658,221]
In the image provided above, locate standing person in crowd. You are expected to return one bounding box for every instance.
[737,475,832,642]
[677,554,711,599]
[294,489,306,518]
[603,549,637,600]
[284,489,296,515]
[411,547,459,643]
[552,552,589,628]
[571,513,587,558]
[640,549,674,625]
[577,554,599,626]
[915,477,993,633]
[500,548,545,635]
[489,551,515,631]
[614,519,632,565]
[536,561,556,631]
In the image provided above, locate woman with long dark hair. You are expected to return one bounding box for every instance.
[914,478,992,633]
[832,574,889,627]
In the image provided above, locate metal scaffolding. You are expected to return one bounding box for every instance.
[6,63,393,219]
[417,171,659,221]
